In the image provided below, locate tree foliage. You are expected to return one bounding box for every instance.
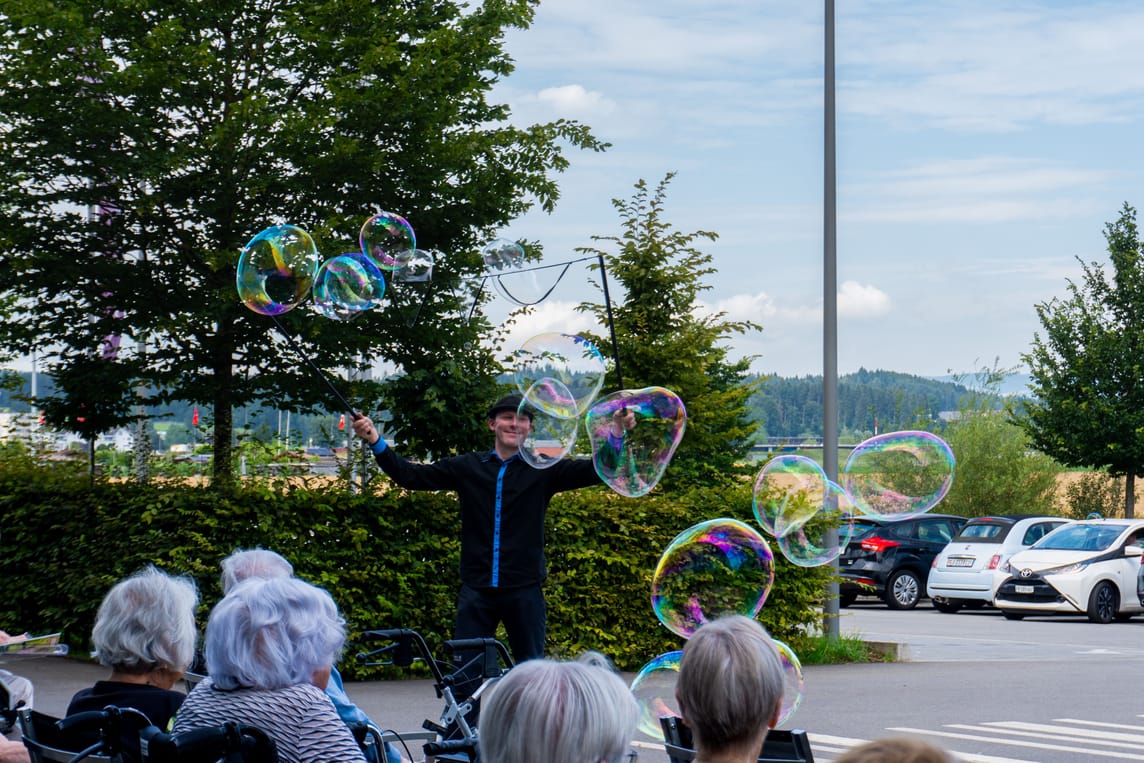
[577,174,760,488]
[0,0,605,480]
[1020,204,1144,517]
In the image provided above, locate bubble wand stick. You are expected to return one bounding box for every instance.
[595,252,625,391]
[267,314,358,419]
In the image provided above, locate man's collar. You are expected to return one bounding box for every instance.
[482,449,520,464]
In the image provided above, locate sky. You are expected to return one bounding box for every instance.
[480,0,1144,379]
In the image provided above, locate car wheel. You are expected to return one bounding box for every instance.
[1087,581,1119,624]
[932,596,963,613]
[839,591,858,608]
[883,570,921,610]
[1001,610,1025,620]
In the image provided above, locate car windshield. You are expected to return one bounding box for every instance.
[952,521,1010,544]
[1033,523,1129,552]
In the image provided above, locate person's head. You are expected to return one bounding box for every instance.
[220,548,293,593]
[481,657,638,763]
[833,737,953,763]
[92,566,199,683]
[487,394,532,455]
[205,576,345,692]
[675,615,784,761]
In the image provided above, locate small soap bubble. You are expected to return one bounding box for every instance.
[514,333,607,417]
[629,651,682,741]
[310,252,386,321]
[392,248,436,283]
[518,378,579,470]
[236,224,322,316]
[586,387,687,498]
[771,639,805,727]
[775,481,855,567]
[842,430,955,519]
[359,212,416,271]
[481,238,525,271]
[651,519,775,639]
[752,454,829,538]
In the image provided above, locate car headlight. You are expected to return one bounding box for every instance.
[1049,562,1089,575]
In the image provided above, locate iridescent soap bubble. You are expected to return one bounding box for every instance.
[651,519,775,639]
[775,481,856,567]
[392,248,436,283]
[629,651,682,741]
[310,252,386,321]
[752,455,829,538]
[586,387,687,498]
[514,333,607,417]
[359,212,415,271]
[518,378,579,470]
[842,430,955,520]
[236,224,321,316]
[481,238,525,271]
[771,639,805,727]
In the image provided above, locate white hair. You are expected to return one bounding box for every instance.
[92,566,199,674]
[220,548,293,593]
[481,657,638,763]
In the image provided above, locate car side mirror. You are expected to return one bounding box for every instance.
[1125,545,1143,557]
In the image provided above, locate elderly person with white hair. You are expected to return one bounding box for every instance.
[173,575,365,762]
[675,615,785,763]
[67,566,200,759]
[479,654,639,763]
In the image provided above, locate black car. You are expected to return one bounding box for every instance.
[839,513,968,610]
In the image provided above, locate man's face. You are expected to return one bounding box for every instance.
[489,410,531,450]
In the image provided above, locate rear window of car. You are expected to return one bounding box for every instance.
[848,520,881,542]
[1035,523,1128,551]
[952,520,1011,543]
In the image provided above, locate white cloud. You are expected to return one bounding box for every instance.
[535,84,615,118]
[838,281,892,318]
[695,292,778,323]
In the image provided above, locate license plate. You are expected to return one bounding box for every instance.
[946,557,974,568]
[1015,584,1034,594]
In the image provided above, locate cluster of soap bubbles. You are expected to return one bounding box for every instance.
[235,214,439,322]
[510,332,688,499]
[629,430,956,740]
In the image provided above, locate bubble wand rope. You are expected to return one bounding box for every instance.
[267,314,358,419]
[595,252,625,391]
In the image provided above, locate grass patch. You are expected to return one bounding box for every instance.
[787,632,896,664]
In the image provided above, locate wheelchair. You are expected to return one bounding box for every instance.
[355,629,514,763]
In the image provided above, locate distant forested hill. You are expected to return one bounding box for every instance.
[748,368,973,439]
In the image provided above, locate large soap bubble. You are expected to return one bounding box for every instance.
[310,252,386,321]
[629,651,682,741]
[842,430,955,519]
[518,378,580,469]
[651,519,775,639]
[774,481,856,567]
[752,454,829,538]
[359,212,415,271]
[586,387,687,498]
[772,639,805,727]
[514,333,607,417]
[236,224,322,316]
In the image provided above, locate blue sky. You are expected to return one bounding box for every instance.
[482,0,1144,379]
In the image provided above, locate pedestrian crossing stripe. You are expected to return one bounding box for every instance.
[887,725,1144,760]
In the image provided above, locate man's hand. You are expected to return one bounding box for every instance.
[0,630,29,645]
[610,408,637,437]
[351,414,380,446]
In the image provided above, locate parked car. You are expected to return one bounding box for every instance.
[927,515,1073,612]
[993,518,1144,623]
[839,513,968,610]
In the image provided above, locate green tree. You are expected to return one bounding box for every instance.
[1020,204,1144,518]
[938,366,1062,517]
[577,174,760,489]
[0,0,604,482]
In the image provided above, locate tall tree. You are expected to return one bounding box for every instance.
[0,0,604,481]
[1020,203,1144,517]
[578,174,760,489]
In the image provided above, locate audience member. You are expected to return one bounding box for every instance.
[480,655,638,763]
[67,567,199,760]
[173,576,365,763]
[834,736,954,762]
[0,631,35,710]
[675,615,785,763]
[218,548,403,763]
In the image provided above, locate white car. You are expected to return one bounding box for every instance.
[993,519,1144,623]
[927,515,1072,612]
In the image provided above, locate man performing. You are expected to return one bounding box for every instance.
[352,394,632,665]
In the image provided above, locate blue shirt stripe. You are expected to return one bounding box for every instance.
[491,458,510,587]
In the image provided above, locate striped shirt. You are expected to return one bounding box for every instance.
[173,678,365,763]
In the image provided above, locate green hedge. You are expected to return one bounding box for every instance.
[0,467,833,675]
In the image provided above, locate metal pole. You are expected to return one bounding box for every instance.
[822,0,841,640]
